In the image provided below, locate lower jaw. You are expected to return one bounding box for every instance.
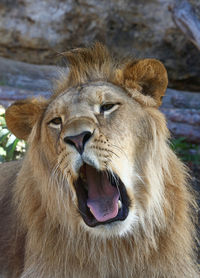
[80,212,135,238]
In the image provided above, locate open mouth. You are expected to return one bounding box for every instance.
[74,164,130,227]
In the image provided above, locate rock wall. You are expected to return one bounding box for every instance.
[0,0,200,90]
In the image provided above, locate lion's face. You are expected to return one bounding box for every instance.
[41,81,148,236]
[5,44,168,237]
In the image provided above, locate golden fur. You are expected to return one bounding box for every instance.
[0,43,199,278]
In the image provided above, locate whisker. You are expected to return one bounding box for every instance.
[135,173,145,185]
[109,143,129,161]
[106,149,119,158]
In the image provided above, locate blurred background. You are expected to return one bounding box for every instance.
[0,1,199,190]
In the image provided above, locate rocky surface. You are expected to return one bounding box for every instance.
[170,0,200,50]
[161,89,200,143]
[0,57,65,92]
[0,0,200,90]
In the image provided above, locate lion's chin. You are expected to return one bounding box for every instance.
[74,164,130,228]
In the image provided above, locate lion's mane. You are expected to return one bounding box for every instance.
[0,43,199,278]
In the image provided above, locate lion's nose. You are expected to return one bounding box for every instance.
[64,131,93,154]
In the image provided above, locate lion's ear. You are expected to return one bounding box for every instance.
[118,59,168,106]
[5,98,47,140]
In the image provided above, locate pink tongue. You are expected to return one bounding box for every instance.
[86,165,119,222]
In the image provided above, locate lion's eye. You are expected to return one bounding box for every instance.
[100,103,120,114]
[48,117,62,128]
[100,104,115,113]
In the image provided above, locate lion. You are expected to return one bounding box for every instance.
[0,43,199,278]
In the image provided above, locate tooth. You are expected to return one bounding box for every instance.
[89,207,94,215]
[118,200,122,209]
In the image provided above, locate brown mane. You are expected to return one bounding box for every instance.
[54,43,167,107]
[0,43,199,278]
[53,43,118,97]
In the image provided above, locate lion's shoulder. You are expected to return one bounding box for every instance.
[0,160,22,194]
[0,160,25,276]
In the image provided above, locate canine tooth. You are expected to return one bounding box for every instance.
[118,200,122,209]
[89,208,94,215]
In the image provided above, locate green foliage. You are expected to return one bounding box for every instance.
[171,137,200,165]
[0,108,26,163]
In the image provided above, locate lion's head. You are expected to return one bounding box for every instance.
[5,43,171,239]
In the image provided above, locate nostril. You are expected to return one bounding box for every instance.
[64,131,93,154]
[64,138,76,147]
[82,131,92,146]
